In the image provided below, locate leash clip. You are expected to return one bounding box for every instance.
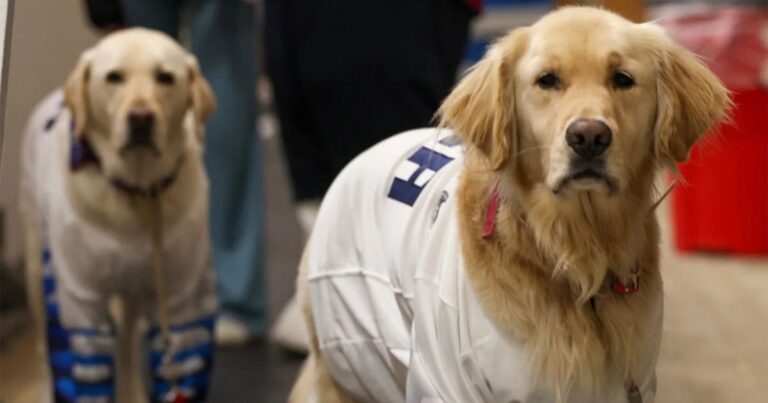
[163,387,188,403]
[626,381,643,403]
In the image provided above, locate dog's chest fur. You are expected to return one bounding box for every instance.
[22,95,211,301]
[457,166,663,398]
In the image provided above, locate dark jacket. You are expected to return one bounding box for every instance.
[83,0,125,29]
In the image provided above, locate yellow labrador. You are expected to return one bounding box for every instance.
[20,29,217,402]
[290,7,729,403]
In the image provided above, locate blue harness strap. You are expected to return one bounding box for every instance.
[148,316,216,403]
[42,244,216,403]
[42,246,116,403]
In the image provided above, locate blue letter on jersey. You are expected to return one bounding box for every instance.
[388,144,458,206]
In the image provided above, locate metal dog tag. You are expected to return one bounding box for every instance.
[627,382,642,403]
[163,388,188,403]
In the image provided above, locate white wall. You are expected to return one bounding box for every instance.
[0,0,98,263]
[0,2,7,83]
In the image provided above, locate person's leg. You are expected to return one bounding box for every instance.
[286,0,468,176]
[188,0,266,339]
[121,0,181,37]
[267,0,471,353]
[432,0,474,97]
[265,0,335,204]
[264,0,334,352]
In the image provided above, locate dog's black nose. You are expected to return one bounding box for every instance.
[128,106,155,144]
[566,119,612,160]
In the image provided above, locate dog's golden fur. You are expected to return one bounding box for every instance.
[292,6,729,402]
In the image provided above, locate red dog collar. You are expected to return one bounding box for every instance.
[611,273,640,295]
[482,180,640,296]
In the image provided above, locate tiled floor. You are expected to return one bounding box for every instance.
[1,135,766,402]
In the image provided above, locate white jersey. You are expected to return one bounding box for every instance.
[306,128,653,403]
[21,90,217,328]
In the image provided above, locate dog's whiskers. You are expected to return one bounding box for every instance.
[513,145,548,158]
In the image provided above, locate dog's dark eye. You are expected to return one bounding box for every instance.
[156,71,175,85]
[536,72,560,90]
[612,71,635,89]
[105,70,124,84]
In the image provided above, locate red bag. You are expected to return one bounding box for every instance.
[652,5,767,90]
[653,5,768,255]
[671,89,768,255]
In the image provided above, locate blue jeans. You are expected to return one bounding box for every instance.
[123,0,266,335]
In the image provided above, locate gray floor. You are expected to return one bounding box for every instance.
[208,133,305,402]
[209,343,303,402]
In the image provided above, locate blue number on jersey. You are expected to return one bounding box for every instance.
[387,135,461,206]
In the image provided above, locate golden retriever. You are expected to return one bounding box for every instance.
[289,6,729,403]
[20,28,217,402]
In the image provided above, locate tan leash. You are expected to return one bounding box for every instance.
[147,197,188,403]
[624,179,676,403]
[650,180,677,213]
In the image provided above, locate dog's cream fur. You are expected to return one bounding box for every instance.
[62,28,214,235]
[21,28,215,402]
[292,7,729,402]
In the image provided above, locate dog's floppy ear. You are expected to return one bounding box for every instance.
[64,50,94,139]
[654,32,730,164]
[439,29,528,171]
[187,56,216,124]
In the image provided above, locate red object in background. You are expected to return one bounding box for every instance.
[672,89,768,255]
